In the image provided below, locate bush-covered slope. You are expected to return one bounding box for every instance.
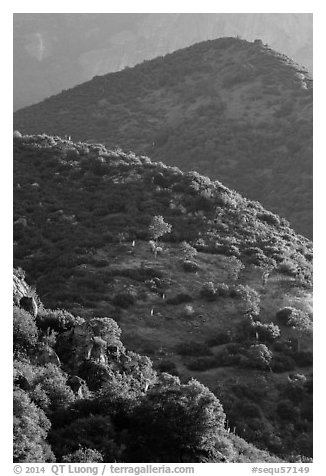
[14,267,287,463]
[13,37,313,237]
[13,133,312,460]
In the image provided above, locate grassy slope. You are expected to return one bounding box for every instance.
[13,133,313,459]
[13,37,313,237]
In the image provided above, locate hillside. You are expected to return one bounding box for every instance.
[13,13,312,110]
[14,267,287,463]
[13,133,313,460]
[13,38,313,238]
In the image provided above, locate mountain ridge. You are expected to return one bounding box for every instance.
[14,37,313,238]
[13,13,312,110]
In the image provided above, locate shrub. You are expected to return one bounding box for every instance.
[215,283,230,297]
[62,448,104,463]
[127,266,163,281]
[229,287,238,298]
[233,285,260,316]
[148,215,172,241]
[186,356,218,371]
[13,388,54,462]
[257,212,280,226]
[238,401,263,418]
[176,341,212,357]
[180,241,198,260]
[243,247,264,257]
[246,344,273,370]
[157,360,178,374]
[13,307,39,354]
[247,254,270,266]
[31,364,75,413]
[200,281,216,301]
[215,342,248,366]
[276,308,311,336]
[305,252,313,262]
[182,260,200,272]
[36,308,84,333]
[254,322,281,342]
[50,415,119,462]
[74,276,106,293]
[235,315,256,342]
[127,377,226,461]
[166,292,193,305]
[78,361,112,391]
[225,343,244,355]
[276,307,295,325]
[206,332,232,346]
[153,172,171,188]
[214,347,243,367]
[277,261,298,277]
[183,304,195,317]
[270,354,296,373]
[273,339,295,353]
[214,244,236,256]
[112,292,136,308]
[230,381,266,401]
[277,400,300,420]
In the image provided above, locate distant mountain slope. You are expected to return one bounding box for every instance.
[14,133,312,459]
[14,38,313,238]
[13,13,312,110]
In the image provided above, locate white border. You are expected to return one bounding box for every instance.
[3,3,323,474]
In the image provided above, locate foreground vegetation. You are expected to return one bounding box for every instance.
[14,268,287,463]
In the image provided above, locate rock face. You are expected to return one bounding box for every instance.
[37,345,61,366]
[19,296,38,317]
[59,319,123,371]
[67,375,87,397]
[13,13,312,110]
[13,271,30,303]
[13,271,38,317]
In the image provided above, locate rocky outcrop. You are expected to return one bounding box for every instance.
[13,270,31,304]
[19,296,38,317]
[13,270,39,318]
[37,345,61,366]
[58,318,123,371]
[67,375,87,397]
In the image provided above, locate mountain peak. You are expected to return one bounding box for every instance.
[14,13,312,110]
